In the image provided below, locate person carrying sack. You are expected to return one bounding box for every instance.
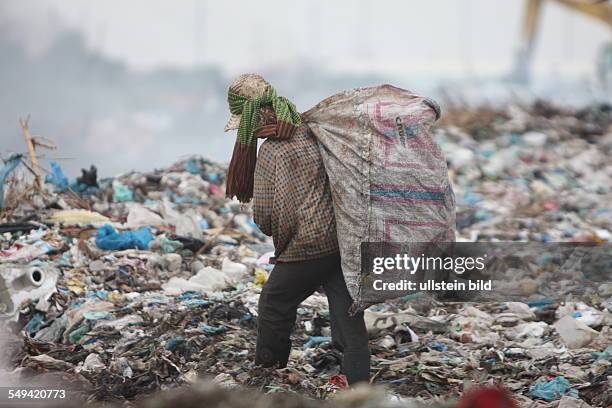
[224,74,371,385]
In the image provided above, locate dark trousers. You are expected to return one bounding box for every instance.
[255,252,370,385]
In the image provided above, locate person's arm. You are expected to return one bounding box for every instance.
[253,144,275,236]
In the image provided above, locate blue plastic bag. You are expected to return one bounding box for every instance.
[44,161,69,192]
[200,324,227,334]
[70,181,99,195]
[95,224,153,250]
[165,336,188,352]
[430,342,448,351]
[184,159,199,175]
[0,154,22,209]
[206,172,220,183]
[113,182,134,202]
[529,376,577,401]
[24,313,45,335]
[303,336,331,350]
[592,345,612,361]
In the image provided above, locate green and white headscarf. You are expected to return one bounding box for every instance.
[226,85,301,203]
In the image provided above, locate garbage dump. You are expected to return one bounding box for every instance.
[0,100,610,407]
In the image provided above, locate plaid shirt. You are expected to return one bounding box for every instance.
[253,125,339,262]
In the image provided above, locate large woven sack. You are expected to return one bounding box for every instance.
[303,85,456,308]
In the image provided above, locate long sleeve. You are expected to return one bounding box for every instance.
[251,128,339,262]
[253,144,275,236]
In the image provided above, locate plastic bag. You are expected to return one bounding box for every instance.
[44,161,69,192]
[95,224,153,250]
[303,85,455,307]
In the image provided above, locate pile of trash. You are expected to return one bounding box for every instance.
[438,101,611,243]
[0,100,610,407]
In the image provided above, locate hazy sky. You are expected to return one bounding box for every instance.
[5,0,611,77]
[1,0,610,177]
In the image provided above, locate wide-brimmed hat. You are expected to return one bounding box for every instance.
[224,74,270,132]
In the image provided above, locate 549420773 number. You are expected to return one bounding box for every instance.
[5,388,66,400]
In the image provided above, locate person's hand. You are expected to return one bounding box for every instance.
[254,124,277,138]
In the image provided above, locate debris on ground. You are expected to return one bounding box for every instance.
[0,101,610,407]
